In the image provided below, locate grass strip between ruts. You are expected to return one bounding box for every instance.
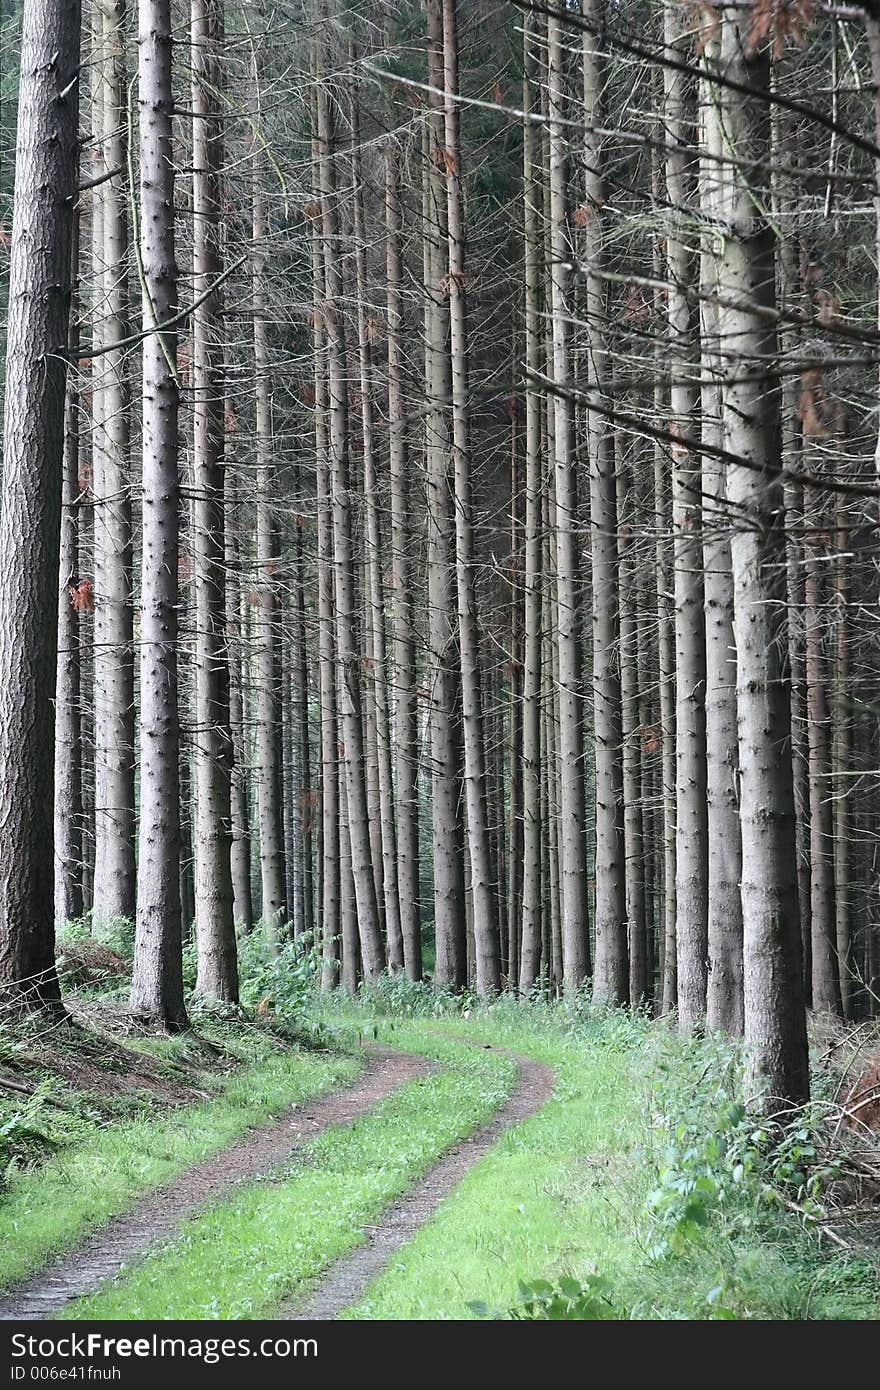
[0,1040,360,1292]
[59,1034,516,1320]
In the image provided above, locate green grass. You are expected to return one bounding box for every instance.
[59,1032,515,1320]
[336,1008,880,1321]
[0,1027,359,1292]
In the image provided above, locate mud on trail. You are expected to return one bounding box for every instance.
[0,1045,431,1321]
[276,1049,555,1321]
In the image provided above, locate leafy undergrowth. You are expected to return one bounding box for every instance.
[59,1032,514,1320]
[0,1012,359,1292]
[329,994,880,1321]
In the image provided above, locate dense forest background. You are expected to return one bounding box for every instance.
[2,0,880,1113]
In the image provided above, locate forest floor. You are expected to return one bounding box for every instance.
[0,938,879,1320]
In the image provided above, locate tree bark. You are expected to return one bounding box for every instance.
[130,0,187,1029]
[714,15,808,1102]
[54,211,84,926]
[314,25,384,982]
[581,0,626,1002]
[250,63,286,934]
[385,120,422,982]
[423,54,466,991]
[439,0,501,996]
[665,3,708,1028]
[0,0,80,1010]
[191,0,237,1002]
[91,0,136,929]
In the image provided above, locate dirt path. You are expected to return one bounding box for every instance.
[276,1049,555,1321]
[0,1045,431,1321]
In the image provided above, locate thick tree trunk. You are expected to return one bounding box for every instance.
[0,0,80,1010]
[715,16,808,1102]
[130,0,187,1029]
[191,0,237,1002]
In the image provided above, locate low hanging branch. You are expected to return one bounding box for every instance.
[66,254,247,362]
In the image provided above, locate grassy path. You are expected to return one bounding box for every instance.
[0,1033,359,1296]
[58,1033,516,1319]
[0,1046,428,1320]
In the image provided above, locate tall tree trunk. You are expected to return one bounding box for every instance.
[700,71,743,1033]
[652,137,677,1013]
[423,69,466,991]
[665,3,708,1027]
[314,25,384,982]
[251,67,286,934]
[0,0,80,1009]
[311,218,341,992]
[294,510,314,940]
[92,0,136,928]
[54,213,84,925]
[617,450,647,1003]
[191,0,236,1001]
[833,479,853,1019]
[804,473,841,1015]
[385,121,422,982]
[714,15,808,1102]
[439,0,501,995]
[130,0,187,1028]
[350,61,404,971]
[225,467,254,931]
[581,0,625,1001]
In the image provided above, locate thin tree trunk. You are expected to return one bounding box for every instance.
[833,477,852,1019]
[191,0,236,1001]
[294,511,314,940]
[804,474,841,1015]
[314,26,384,981]
[617,450,647,1004]
[251,66,286,934]
[350,63,404,971]
[385,120,422,982]
[225,467,254,931]
[581,0,625,1002]
[518,10,543,996]
[439,0,501,995]
[310,198,340,992]
[423,74,466,991]
[55,212,84,926]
